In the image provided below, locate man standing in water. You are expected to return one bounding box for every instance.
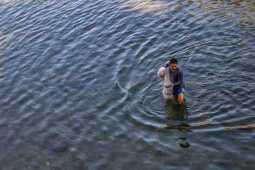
[158,58,185,104]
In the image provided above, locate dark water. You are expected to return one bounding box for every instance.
[1,0,255,169]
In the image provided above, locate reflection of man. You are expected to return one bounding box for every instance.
[164,58,185,104]
[165,100,188,121]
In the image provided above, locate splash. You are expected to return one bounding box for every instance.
[121,0,168,13]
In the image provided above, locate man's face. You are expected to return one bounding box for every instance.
[170,63,178,71]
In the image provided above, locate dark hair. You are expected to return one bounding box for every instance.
[170,58,178,64]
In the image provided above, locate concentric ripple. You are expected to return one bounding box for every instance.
[1,0,255,169]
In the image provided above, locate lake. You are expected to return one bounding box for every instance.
[0,0,255,169]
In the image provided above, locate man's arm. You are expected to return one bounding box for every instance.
[164,61,170,68]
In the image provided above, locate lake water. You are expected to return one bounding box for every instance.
[1,0,255,169]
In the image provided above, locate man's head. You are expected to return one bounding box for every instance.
[170,58,178,71]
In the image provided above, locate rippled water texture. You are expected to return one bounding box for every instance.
[1,0,255,169]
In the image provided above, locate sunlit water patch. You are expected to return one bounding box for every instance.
[0,0,15,4]
[185,0,255,28]
[118,0,169,14]
[1,0,255,169]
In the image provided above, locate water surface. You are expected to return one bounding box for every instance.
[0,0,255,169]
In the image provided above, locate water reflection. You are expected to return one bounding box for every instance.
[0,0,15,4]
[164,101,191,148]
[185,0,255,27]
[189,0,255,8]
[224,124,255,131]
[162,101,191,132]
[0,0,255,168]
[165,100,188,121]
[120,0,167,13]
